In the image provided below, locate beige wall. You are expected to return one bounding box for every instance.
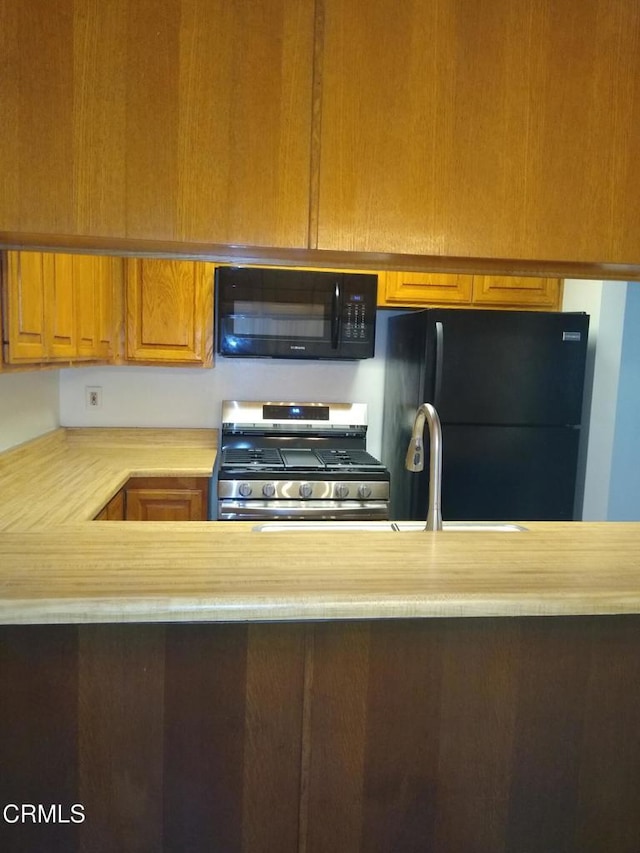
[0,371,60,452]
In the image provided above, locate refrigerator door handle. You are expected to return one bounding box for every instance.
[434,321,444,406]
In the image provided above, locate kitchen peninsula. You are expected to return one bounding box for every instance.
[1,428,640,852]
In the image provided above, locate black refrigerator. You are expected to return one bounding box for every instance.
[381,308,590,522]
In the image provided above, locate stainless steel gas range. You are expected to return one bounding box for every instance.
[215,401,390,521]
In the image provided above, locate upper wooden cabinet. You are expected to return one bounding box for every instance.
[0,0,315,248]
[379,272,562,310]
[471,276,562,310]
[317,0,640,265]
[2,251,121,364]
[1,0,639,268]
[382,273,473,307]
[125,259,214,366]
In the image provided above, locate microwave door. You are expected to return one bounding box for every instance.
[215,266,377,359]
[216,267,334,357]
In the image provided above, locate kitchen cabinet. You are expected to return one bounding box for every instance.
[380,272,474,307]
[472,275,562,310]
[94,489,125,521]
[125,259,214,366]
[1,251,121,365]
[123,477,209,521]
[317,0,640,266]
[379,271,562,310]
[0,0,315,249]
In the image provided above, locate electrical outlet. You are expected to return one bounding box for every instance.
[86,386,102,409]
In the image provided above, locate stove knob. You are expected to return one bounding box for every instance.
[262,482,276,498]
[238,483,253,497]
[358,484,372,499]
[335,483,350,499]
[299,482,313,499]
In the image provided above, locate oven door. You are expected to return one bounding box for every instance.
[215,266,376,359]
[218,499,390,521]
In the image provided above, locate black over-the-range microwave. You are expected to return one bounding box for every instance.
[215,266,377,360]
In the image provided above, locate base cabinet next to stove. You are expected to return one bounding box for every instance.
[94,477,209,522]
[3,618,639,852]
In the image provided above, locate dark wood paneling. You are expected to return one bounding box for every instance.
[1,617,640,852]
[305,623,371,853]
[77,625,165,853]
[0,626,80,853]
[162,623,306,852]
[240,624,307,853]
[306,617,640,853]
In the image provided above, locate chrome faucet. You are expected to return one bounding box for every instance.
[405,403,443,531]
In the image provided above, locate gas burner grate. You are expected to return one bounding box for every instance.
[314,449,384,469]
[222,448,283,467]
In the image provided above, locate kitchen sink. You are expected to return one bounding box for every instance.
[253,521,527,533]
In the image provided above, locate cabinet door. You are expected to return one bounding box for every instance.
[317,0,640,265]
[381,272,473,307]
[126,259,214,366]
[94,489,125,521]
[46,254,77,360]
[3,251,48,362]
[73,255,122,361]
[0,0,315,249]
[472,276,562,310]
[124,477,209,521]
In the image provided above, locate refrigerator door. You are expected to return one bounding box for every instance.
[381,311,429,520]
[412,424,582,521]
[423,310,589,427]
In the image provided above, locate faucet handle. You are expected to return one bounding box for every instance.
[405,436,424,472]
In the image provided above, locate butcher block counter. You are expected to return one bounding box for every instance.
[2,428,640,853]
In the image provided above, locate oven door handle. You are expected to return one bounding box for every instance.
[218,499,389,521]
[331,280,341,349]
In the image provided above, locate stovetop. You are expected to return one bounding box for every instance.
[220,446,385,473]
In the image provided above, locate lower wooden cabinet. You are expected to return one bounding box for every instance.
[379,270,563,310]
[93,489,125,521]
[94,478,209,521]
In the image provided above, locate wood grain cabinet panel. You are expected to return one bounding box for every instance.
[124,477,209,521]
[380,271,473,307]
[0,0,315,249]
[93,489,125,521]
[126,259,214,366]
[379,271,562,310]
[2,251,121,365]
[2,251,48,362]
[472,275,563,310]
[317,0,640,265]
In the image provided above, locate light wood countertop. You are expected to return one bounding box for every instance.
[1,429,640,625]
[0,427,217,531]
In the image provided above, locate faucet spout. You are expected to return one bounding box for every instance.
[405,403,443,531]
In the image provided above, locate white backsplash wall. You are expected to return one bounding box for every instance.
[59,311,396,458]
[0,370,60,452]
